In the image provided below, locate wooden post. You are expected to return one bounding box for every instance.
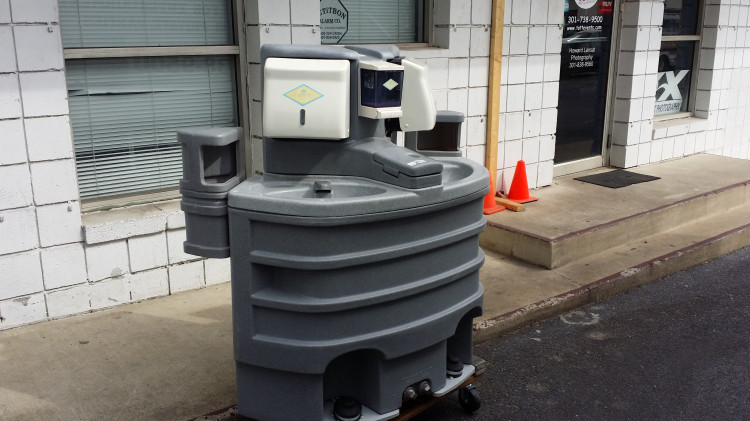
[484,0,506,192]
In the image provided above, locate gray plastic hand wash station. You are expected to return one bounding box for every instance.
[179,44,488,421]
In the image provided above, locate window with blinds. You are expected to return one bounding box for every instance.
[59,0,239,201]
[321,0,424,45]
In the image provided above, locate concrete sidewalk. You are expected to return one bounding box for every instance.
[2,155,750,420]
[0,285,236,420]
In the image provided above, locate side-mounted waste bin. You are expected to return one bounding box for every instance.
[403,109,464,158]
[182,44,488,421]
[178,126,244,258]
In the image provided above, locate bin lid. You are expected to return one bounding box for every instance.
[435,110,465,124]
[372,148,443,178]
[177,126,242,146]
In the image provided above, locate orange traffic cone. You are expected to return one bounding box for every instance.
[483,173,505,215]
[506,160,538,204]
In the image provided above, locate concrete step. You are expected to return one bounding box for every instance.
[479,154,750,269]
[475,199,750,343]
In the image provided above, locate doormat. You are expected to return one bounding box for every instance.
[574,169,660,188]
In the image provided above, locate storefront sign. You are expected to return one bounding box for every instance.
[598,1,613,14]
[562,4,606,74]
[565,14,604,31]
[320,0,348,44]
[575,0,598,10]
[566,45,597,71]
[654,70,689,115]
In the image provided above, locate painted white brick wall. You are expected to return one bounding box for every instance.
[128,233,168,273]
[10,0,59,23]
[129,268,170,302]
[29,159,78,205]
[0,293,47,329]
[19,71,68,117]
[4,0,750,331]
[612,0,662,167]
[496,0,560,194]
[0,164,33,208]
[36,201,83,247]
[0,1,232,330]
[168,261,206,294]
[85,240,129,282]
[0,207,39,255]
[45,283,90,319]
[89,277,130,311]
[0,1,10,24]
[40,243,87,290]
[14,25,63,71]
[0,118,27,165]
[0,26,15,72]
[25,116,74,161]
[0,74,22,118]
[613,0,750,167]
[0,250,43,301]
[434,1,495,166]
[205,258,231,287]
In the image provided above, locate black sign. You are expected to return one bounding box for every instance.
[555,0,614,164]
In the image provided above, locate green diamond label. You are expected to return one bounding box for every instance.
[284,84,323,106]
[383,79,398,91]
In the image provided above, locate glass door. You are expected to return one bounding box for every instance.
[554,0,616,176]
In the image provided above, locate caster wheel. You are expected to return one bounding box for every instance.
[458,384,481,413]
[333,396,362,421]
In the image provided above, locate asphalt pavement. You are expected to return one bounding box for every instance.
[414,246,750,421]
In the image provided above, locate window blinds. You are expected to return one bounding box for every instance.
[59,0,237,200]
[59,0,233,48]
[67,56,237,199]
[331,0,420,44]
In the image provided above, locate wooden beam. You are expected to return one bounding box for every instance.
[495,197,526,212]
[484,0,505,192]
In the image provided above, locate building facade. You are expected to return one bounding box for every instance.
[1,0,749,330]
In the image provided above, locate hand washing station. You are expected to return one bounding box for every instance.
[180,44,488,421]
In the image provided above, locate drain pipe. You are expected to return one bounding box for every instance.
[484,0,506,193]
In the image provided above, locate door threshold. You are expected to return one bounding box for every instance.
[553,156,604,178]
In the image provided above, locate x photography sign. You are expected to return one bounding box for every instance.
[654,70,689,115]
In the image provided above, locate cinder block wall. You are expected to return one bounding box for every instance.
[428,0,494,165]
[0,0,500,330]
[5,0,750,330]
[0,0,231,330]
[496,0,562,193]
[611,0,750,167]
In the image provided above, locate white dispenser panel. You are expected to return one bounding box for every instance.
[399,59,436,132]
[263,58,350,139]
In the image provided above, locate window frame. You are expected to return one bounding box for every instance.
[61,1,249,211]
[654,2,703,122]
